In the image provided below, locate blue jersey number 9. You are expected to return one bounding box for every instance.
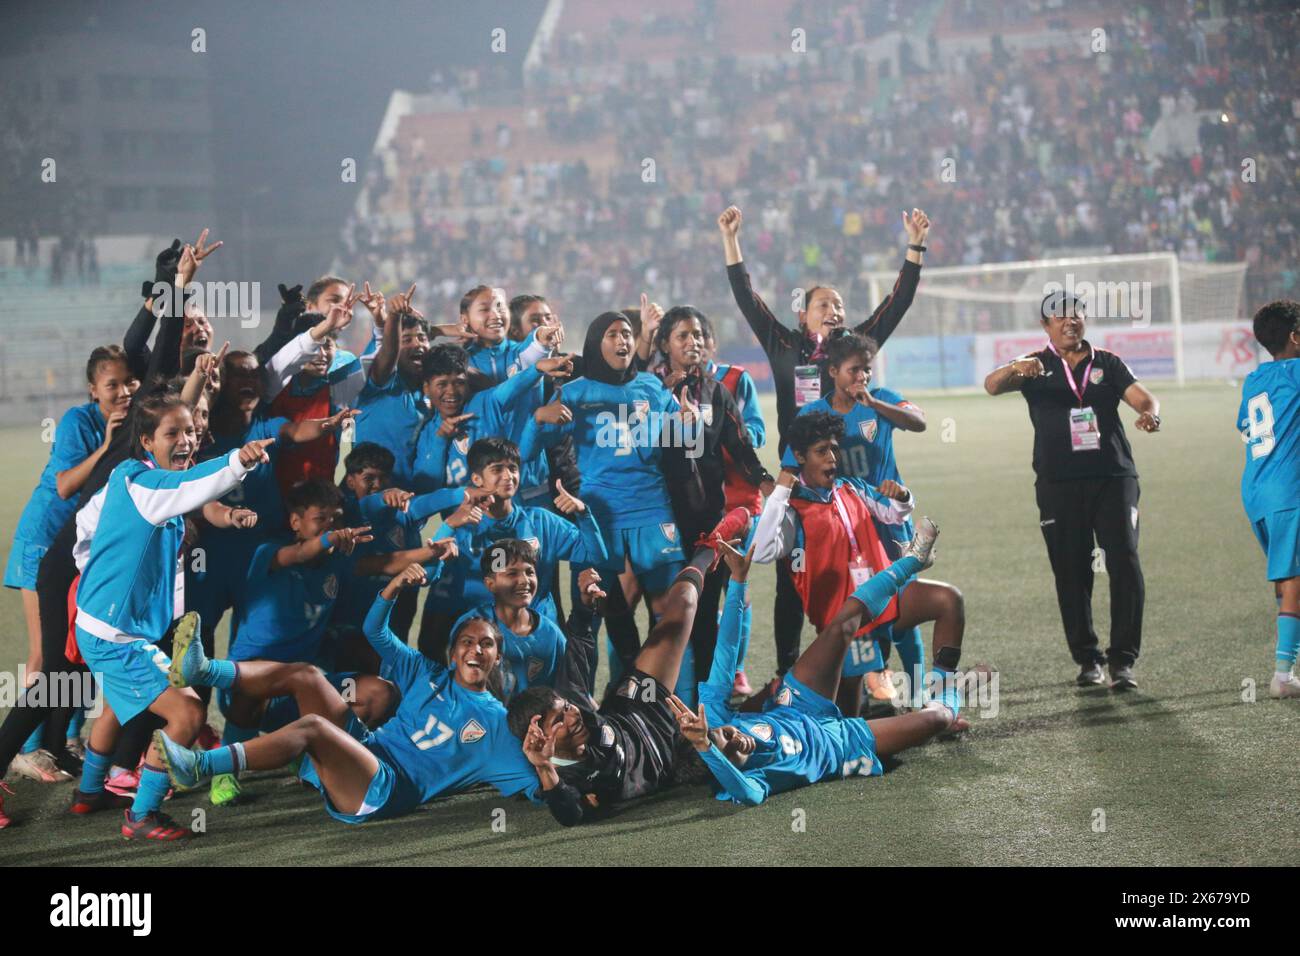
[1246,393,1275,460]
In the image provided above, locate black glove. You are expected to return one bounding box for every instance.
[141,239,183,298]
[294,311,324,336]
[276,283,307,331]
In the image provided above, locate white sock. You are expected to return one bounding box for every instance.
[1275,669,1293,683]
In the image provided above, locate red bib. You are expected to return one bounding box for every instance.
[787,486,899,636]
[271,384,337,500]
[718,365,762,516]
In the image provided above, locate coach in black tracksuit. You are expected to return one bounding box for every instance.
[717,203,929,673]
[985,291,1162,691]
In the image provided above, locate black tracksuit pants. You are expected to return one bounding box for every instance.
[1035,476,1144,667]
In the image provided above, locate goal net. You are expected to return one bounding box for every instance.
[865,253,1251,391]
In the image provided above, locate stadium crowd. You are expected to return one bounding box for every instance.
[339,0,1298,335]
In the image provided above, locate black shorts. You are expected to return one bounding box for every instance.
[601,668,680,797]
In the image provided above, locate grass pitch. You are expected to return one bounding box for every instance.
[2,383,1295,866]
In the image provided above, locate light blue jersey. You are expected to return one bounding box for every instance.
[356,371,429,488]
[1239,357,1300,521]
[695,582,881,806]
[429,504,607,616]
[519,373,681,531]
[411,365,544,493]
[12,402,106,550]
[466,331,544,385]
[230,537,357,663]
[452,604,566,700]
[7,401,108,591]
[359,596,541,806]
[76,452,251,643]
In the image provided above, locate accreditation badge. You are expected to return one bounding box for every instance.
[1069,406,1101,452]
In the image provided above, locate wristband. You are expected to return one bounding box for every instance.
[320,532,332,550]
[907,243,927,252]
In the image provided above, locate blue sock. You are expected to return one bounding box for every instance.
[129,764,171,819]
[79,744,112,794]
[673,641,697,708]
[197,742,245,778]
[1276,613,1300,671]
[736,602,752,673]
[897,626,926,707]
[21,722,43,755]
[927,666,961,717]
[202,657,238,691]
[850,556,923,618]
[68,708,87,740]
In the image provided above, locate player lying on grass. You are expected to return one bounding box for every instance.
[1238,299,1300,699]
[506,546,720,827]
[429,437,607,625]
[452,539,572,700]
[158,562,547,823]
[197,476,460,806]
[71,393,275,841]
[755,411,967,717]
[670,531,967,806]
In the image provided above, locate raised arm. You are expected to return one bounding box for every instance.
[668,692,768,807]
[720,206,795,353]
[751,471,800,563]
[548,483,610,569]
[364,565,429,673]
[866,390,926,432]
[253,283,307,367]
[354,537,457,579]
[854,209,928,348]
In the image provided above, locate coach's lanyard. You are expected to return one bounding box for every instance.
[830,486,863,562]
[1046,341,1093,408]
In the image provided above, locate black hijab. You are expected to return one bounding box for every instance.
[582,312,637,386]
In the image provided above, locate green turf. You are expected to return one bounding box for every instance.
[2,383,1295,865]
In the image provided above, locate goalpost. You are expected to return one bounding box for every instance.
[865,253,1249,391]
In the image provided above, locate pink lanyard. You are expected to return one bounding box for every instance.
[1046,342,1093,408]
[829,486,864,563]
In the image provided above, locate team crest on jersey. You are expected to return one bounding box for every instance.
[631,400,650,422]
[660,523,677,542]
[460,719,486,744]
[860,419,878,441]
[775,686,792,707]
[749,722,773,742]
[527,657,544,681]
[507,363,520,377]
[454,436,470,455]
[322,575,339,600]
[699,402,713,426]
[616,677,640,699]
[600,723,615,747]
[524,537,540,552]
[1089,367,1104,384]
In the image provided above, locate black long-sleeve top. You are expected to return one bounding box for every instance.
[727,258,921,449]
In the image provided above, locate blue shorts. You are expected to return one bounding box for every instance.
[1251,508,1300,582]
[770,671,882,777]
[4,538,47,591]
[76,627,171,725]
[598,523,684,593]
[298,750,419,824]
[843,624,890,678]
